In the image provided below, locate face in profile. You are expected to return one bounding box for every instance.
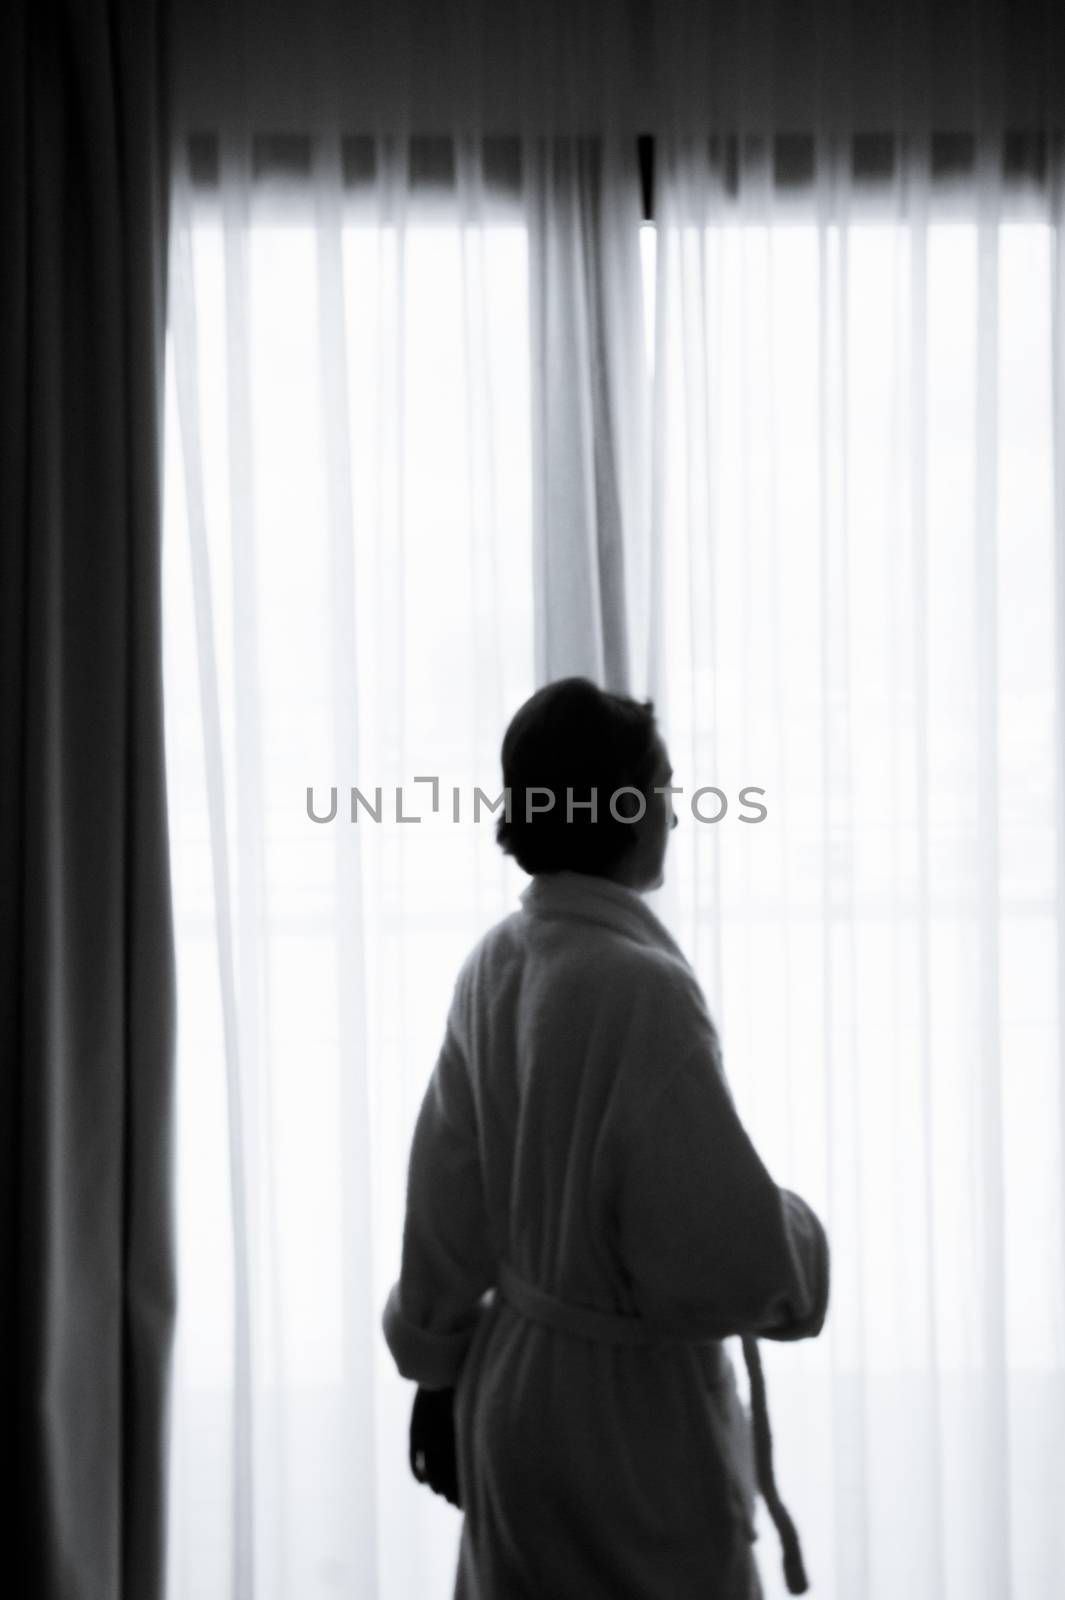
[619,736,676,893]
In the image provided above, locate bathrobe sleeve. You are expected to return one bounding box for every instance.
[382,1009,496,1390]
[617,1030,829,1343]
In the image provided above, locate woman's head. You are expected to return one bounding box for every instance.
[495,677,675,890]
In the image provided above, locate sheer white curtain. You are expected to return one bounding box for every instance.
[161,7,1065,1600]
[161,133,1065,1600]
[648,135,1065,1600]
[162,138,537,1600]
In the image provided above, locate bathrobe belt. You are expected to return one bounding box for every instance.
[496,1262,810,1597]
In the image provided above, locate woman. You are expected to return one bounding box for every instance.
[383,678,829,1600]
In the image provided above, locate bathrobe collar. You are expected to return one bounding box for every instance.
[519,871,688,966]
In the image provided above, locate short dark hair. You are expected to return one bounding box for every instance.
[496,677,660,877]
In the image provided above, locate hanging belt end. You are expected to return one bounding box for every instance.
[782,1536,809,1595]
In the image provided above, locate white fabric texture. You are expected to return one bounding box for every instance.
[384,871,828,1599]
[648,139,1065,1600]
[162,143,1065,1600]
[163,140,537,1600]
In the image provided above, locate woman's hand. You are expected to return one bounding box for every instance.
[409,1385,462,1508]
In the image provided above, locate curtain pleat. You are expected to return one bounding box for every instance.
[0,3,174,1597]
[974,158,1012,1598]
[526,138,649,694]
[906,168,950,1600]
[311,142,380,1592]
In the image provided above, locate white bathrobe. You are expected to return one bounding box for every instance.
[383,871,829,1600]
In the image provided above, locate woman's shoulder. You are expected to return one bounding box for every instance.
[449,903,715,1040]
[597,930,707,1011]
[449,910,526,1006]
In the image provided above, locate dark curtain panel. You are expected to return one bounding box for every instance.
[0,2,175,1597]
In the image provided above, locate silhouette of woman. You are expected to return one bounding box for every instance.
[384,678,829,1599]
